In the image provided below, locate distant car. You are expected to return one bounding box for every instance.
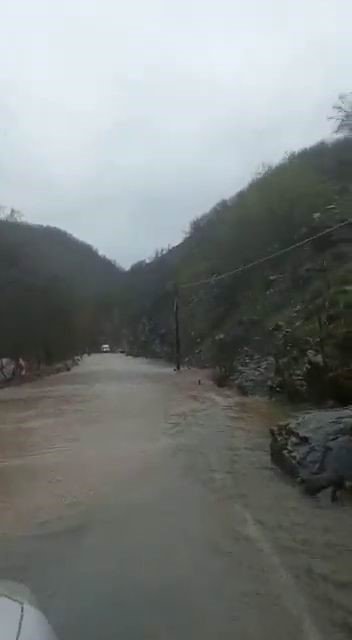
[100,344,111,353]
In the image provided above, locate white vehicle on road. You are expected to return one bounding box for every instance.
[100,344,111,353]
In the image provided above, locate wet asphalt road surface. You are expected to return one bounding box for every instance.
[0,355,351,639]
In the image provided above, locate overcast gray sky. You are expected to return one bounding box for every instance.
[0,0,349,265]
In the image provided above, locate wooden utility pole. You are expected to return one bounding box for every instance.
[174,285,181,371]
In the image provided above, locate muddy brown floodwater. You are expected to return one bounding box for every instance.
[0,355,351,639]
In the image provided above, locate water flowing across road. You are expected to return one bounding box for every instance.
[0,355,351,639]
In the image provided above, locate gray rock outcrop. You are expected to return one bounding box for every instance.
[270,408,352,501]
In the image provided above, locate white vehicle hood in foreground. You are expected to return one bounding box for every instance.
[0,582,57,639]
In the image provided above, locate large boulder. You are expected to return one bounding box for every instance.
[0,358,16,381]
[270,408,352,500]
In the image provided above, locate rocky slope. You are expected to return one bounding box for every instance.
[119,138,352,405]
[230,214,352,402]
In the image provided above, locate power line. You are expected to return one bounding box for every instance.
[180,218,351,290]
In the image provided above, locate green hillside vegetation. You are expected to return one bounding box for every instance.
[1,96,351,402]
[119,136,352,403]
[0,219,122,363]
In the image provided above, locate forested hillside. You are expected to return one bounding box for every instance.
[1,107,351,403]
[0,220,122,364]
[120,136,352,403]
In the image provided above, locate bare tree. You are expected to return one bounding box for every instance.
[330,93,352,137]
[0,206,24,222]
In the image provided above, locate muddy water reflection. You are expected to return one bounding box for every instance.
[227,399,352,640]
[0,383,97,533]
[0,357,351,640]
[170,393,352,640]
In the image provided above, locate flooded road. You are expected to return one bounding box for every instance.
[0,355,351,639]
